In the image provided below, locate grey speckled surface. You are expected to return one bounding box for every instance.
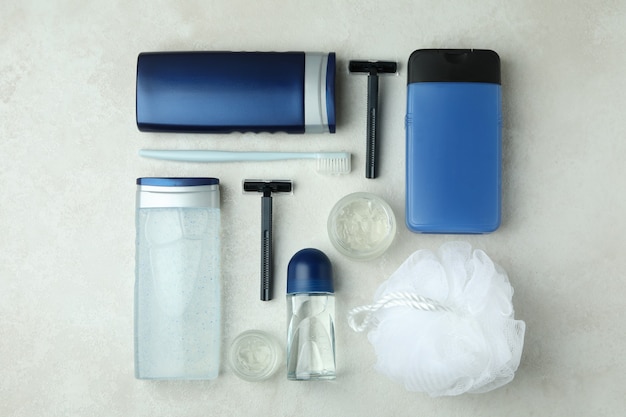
[1,1,626,416]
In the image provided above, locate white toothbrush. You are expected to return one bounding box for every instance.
[139,149,352,175]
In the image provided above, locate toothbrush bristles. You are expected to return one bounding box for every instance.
[316,153,351,175]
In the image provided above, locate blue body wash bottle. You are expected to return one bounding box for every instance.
[136,51,336,134]
[406,49,502,234]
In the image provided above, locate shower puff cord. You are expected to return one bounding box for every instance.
[348,292,454,333]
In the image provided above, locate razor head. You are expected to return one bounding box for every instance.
[243,180,293,196]
[349,60,398,75]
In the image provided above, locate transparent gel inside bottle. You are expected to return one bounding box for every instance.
[134,178,221,380]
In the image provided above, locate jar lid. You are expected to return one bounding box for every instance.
[229,330,282,382]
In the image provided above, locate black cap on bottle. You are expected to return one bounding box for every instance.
[408,49,500,85]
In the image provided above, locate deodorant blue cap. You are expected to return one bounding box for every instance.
[287,249,334,294]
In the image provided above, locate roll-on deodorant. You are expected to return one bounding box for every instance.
[286,248,336,380]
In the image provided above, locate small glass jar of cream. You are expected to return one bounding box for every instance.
[327,192,396,260]
[229,330,282,381]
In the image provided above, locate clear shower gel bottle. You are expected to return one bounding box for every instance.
[134,177,220,379]
[286,248,336,380]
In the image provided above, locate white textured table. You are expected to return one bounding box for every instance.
[2,1,625,415]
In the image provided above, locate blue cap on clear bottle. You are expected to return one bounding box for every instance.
[287,248,334,294]
[286,248,336,380]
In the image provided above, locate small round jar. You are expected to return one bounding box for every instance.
[229,330,282,382]
[327,192,396,260]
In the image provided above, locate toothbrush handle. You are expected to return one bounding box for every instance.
[260,196,273,301]
[139,149,315,162]
[366,73,379,179]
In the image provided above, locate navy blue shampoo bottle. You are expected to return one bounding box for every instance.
[405,49,502,233]
[136,51,336,134]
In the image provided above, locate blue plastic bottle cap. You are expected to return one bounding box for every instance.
[287,248,334,294]
[136,177,219,187]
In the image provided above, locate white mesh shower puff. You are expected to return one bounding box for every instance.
[348,241,525,396]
